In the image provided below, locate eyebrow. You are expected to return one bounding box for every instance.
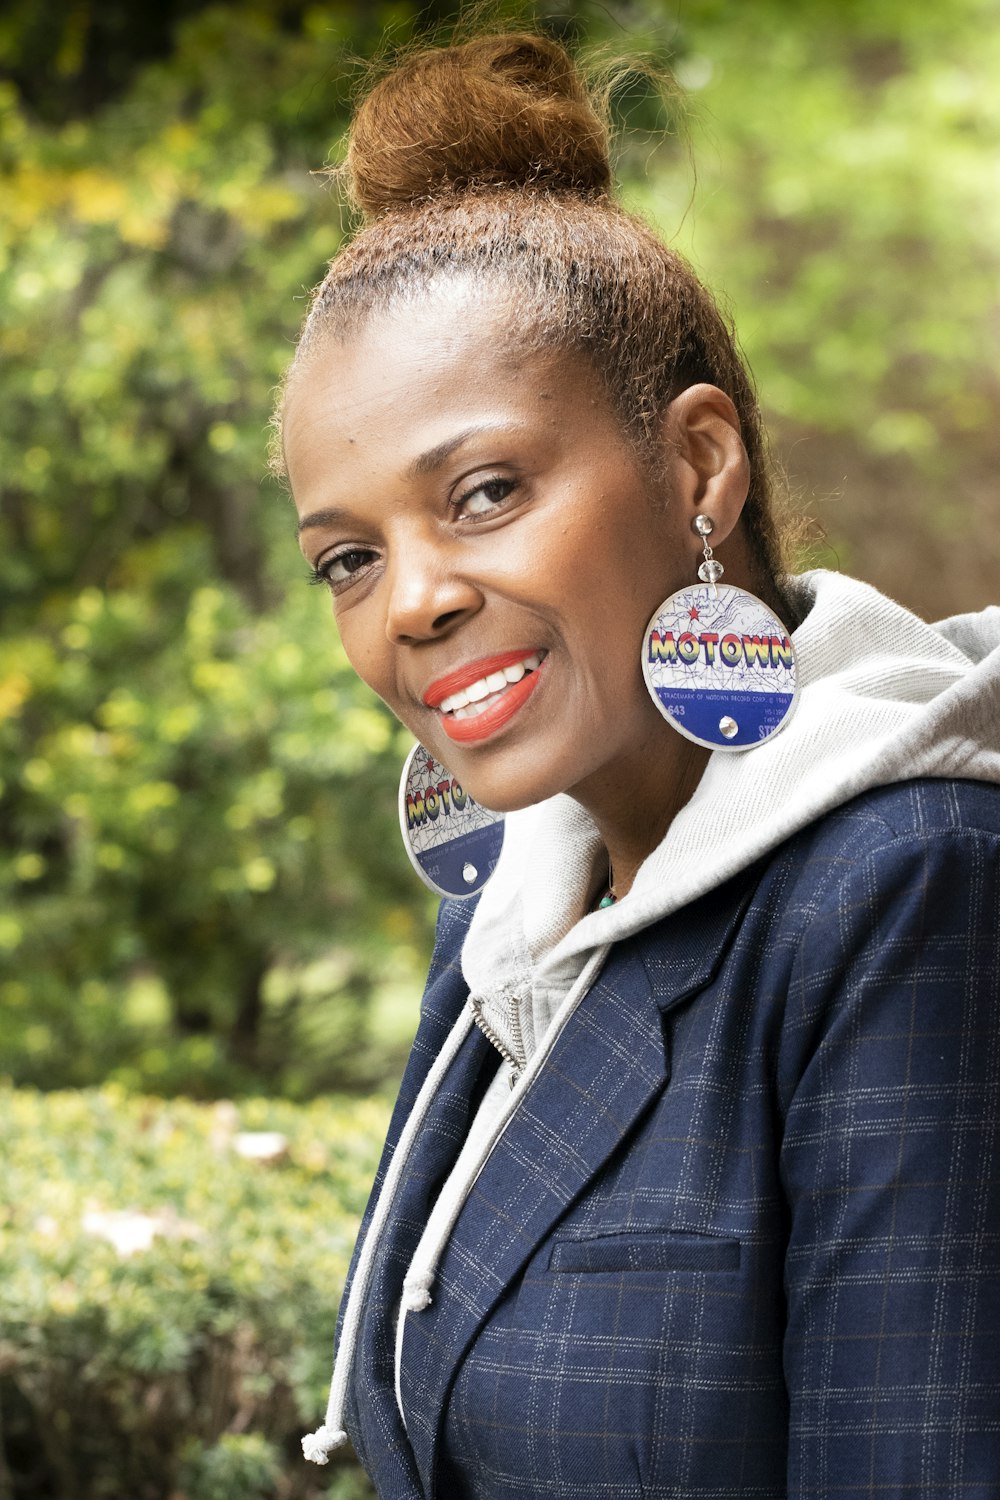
[405,424,498,478]
[296,423,506,534]
[297,505,354,536]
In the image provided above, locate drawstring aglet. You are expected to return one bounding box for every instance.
[301,1424,347,1464]
[402,1269,434,1312]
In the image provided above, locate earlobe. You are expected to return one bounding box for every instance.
[659,383,749,546]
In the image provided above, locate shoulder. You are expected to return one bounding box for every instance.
[780,776,1000,872]
[763,781,1000,1090]
[750,777,1000,934]
[793,775,1000,850]
[773,783,1000,1165]
[765,776,1000,964]
[670,777,1000,975]
[642,779,1000,1081]
[622,780,1000,1010]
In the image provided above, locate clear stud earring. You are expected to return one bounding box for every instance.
[641,515,798,751]
[398,742,504,897]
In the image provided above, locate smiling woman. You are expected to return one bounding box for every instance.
[275,25,1000,1500]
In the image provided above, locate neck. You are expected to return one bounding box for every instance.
[571,721,711,902]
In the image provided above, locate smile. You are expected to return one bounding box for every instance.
[438,652,544,717]
[424,650,548,745]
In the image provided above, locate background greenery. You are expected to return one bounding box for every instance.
[1,1084,389,1498]
[2,0,998,1494]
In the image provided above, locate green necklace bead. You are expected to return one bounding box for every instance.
[598,892,616,909]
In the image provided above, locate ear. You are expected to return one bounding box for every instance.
[657,383,749,547]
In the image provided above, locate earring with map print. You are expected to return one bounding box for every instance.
[398,743,505,898]
[641,515,798,752]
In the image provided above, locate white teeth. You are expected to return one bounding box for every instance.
[437,651,546,717]
[440,687,470,713]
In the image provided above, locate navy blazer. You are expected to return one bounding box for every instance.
[334,779,1000,1498]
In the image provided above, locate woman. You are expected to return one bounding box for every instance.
[279,30,1000,1499]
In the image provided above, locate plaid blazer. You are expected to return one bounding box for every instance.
[336,778,1000,1499]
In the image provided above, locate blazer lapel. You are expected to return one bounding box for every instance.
[346,1014,494,1487]
[337,899,479,1331]
[399,863,765,1494]
[335,898,486,1488]
[644,858,764,1018]
[399,939,668,1491]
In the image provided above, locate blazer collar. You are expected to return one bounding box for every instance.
[646,858,763,1012]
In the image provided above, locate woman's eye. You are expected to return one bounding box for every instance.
[311,548,377,590]
[455,476,518,518]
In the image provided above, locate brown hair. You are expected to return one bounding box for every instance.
[280,30,787,585]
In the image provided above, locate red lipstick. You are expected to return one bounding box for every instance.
[440,667,544,744]
[422,650,542,708]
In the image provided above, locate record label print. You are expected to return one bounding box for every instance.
[642,583,798,751]
[399,743,505,897]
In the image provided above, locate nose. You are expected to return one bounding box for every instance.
[383,537,482,645]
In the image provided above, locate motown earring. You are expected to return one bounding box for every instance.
[398,742,504,898]
[641,515,798,751]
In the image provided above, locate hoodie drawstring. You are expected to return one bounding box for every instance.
[301,1003,476,1464]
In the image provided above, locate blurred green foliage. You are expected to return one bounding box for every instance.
[0,1084,384,1497]
[0,560,431,1095]
[0,1,443,1096]
[622,0,1000,608]
[1,0,999,1098]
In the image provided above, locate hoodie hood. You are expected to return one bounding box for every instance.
[460,570,1000,1061]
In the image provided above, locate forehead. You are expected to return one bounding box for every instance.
[281,281,602,500]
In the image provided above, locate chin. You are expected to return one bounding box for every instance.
[471,785,546,816]
[452,756,578,819]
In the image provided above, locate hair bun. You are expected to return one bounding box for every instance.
[344,33,613,220]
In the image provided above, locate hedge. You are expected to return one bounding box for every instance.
[0,1085,389,1498]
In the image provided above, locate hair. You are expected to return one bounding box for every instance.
[277,28,789,586]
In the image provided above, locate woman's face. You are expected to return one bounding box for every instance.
[284,284,704,815]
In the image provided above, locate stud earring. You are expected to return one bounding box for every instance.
[641,515,798,751]
[398,742,504,898]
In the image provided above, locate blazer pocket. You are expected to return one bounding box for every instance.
[548,1229,740,1274]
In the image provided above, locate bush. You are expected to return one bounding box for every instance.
[0,556,433,1098]
[0,1085,387,1498]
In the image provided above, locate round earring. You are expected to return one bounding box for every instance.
[398,742,504,897]
[640,516,798,752]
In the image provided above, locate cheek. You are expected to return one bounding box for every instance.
[337,612,393,698]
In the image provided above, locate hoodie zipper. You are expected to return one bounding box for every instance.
[468,995,524,1088]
